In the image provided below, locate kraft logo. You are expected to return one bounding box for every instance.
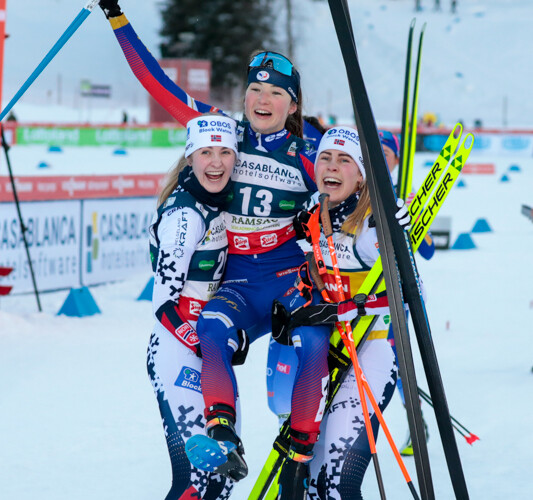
[198,120,209,127]
[257,70,270,81]
[175,366,202,393]
[277,362,291,374]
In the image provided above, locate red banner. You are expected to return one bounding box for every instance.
[0,174,165,201]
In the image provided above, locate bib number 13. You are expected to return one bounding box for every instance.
[239,186,273,216]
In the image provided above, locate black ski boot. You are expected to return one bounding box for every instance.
[277,441,314,500]
[185,404,248,481]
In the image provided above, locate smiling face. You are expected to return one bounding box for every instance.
[188,147,236,193]
[244,81,297,135]
[315,149,364,207]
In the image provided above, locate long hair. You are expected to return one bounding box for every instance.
[157,155,188,206]
[245,50,304,138]
[340,182,372,237]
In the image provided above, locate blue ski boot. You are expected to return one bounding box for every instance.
[185,405,248,482]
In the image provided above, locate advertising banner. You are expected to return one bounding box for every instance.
[81,198,154,286]
[0,174,165,202]
[15,126,187,148]
[0,200,81,293]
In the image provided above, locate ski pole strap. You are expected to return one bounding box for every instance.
[304,204,328,275]
[295,262,313,306]
[305,253,330,302]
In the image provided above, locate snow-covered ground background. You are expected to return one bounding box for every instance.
[1,0,533,499]
[2,150,532,500]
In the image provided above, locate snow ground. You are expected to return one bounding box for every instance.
[1,151,531,499]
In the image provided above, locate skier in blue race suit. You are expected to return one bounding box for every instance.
[98,1,332,496]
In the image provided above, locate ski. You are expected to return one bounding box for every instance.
[397,18,415,199]
[401,23,427,201]
[328,1,470,498]
[248,127,472,500]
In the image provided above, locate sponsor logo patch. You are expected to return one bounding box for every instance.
[277,362,291,374]
[257,70,270,81]
[189,300,203,316]
[261,233,278,247]
[234,235,250,250]
[175,366,202,393]
[175,323,199,346]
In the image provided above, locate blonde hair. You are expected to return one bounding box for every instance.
[340,182,372,237]
[157,155,188,206]
[157,111,226,206]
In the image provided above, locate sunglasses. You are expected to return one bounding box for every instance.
[248,52,294,77]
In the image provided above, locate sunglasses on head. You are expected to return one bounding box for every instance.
[248,52,294,77]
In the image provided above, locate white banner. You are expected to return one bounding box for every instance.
[81,198,155,285]
[0,200,81,293]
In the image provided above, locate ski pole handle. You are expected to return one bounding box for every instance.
[318,193,333,238]
[0,0,99,122]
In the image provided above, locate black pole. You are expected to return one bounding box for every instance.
[328,2,470,498]
[1,125,42,312]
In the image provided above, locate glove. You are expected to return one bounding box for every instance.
[290,293,390,328]
[231,329,250,366]
[99,0,123,19]
[395,198,411,231]
[293,209,312,242]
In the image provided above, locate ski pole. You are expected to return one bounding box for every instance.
[417,387,480,445]
[0,125,42,311]
[317,194,387,499]
[0,0,99,122]
[318,193,420,500]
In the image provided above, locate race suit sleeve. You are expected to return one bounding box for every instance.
[153,206,205,335]
[108,14,221,125]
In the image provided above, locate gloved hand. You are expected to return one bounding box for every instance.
[395,198,411,231]
[99,0,123,19]
[231,329,250,366]
[290,293,390,328]
[293,209,312,242]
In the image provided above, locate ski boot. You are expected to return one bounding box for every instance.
[185,404,248,481]
[277,441,314,500]
[400,410,429,456]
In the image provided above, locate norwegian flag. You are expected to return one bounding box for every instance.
[334,139,345,145]
[211,135,222,142]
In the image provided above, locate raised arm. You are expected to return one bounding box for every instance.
[99,1,221,125]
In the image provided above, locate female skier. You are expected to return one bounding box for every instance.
[274,126,411,499]
[147,114,238,499]
[98,0,330,489]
